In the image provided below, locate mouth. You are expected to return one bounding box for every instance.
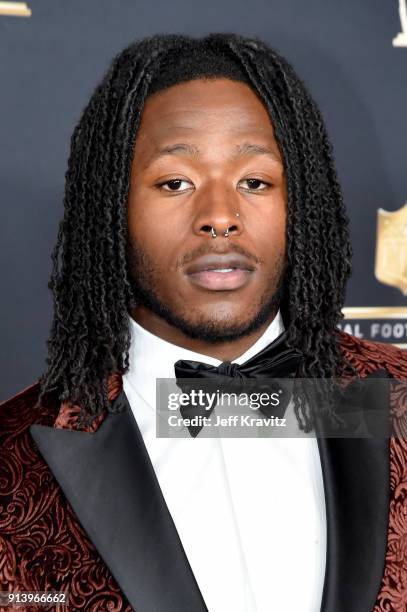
[184,254,256,291]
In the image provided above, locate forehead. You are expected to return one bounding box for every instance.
[133,78,280,153]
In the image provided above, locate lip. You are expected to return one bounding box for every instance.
[184,253,256,291]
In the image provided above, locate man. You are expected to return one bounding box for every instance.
[1,33,406,612]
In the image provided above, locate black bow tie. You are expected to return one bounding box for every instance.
[174,330,303,437]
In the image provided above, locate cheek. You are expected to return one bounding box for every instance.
[128,182,187,233]
[251,200,287,262]
[127,190,182,271]
[128,184,156,236]
[269,191,287,250]
[128,186,166,249]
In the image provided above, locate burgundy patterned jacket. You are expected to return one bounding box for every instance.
[0,330,407,612]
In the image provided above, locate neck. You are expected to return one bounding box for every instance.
[130,305,280,362]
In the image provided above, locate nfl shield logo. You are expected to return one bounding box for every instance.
[375,202,407,295]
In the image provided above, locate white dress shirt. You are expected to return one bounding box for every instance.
[122,311,327,612]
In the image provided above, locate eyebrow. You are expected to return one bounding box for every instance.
[235,142,281,161]
[146,141,282,166]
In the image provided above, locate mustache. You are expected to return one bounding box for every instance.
[176,242,262,269]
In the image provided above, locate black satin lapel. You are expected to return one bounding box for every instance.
[29,390,208,612]
[317,370,390,612]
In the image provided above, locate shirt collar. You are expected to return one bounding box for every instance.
[124,311,285,410]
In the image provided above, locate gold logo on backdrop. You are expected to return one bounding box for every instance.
[0,2,31,16]
[375,202,407,295]
[394,0,407,46]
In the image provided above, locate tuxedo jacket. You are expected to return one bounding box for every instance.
[0,330,406,612]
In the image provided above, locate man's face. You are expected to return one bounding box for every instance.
[127,78,288,342]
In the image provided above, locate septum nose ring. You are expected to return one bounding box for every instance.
[210,227,229,238]
[211,212,239,238]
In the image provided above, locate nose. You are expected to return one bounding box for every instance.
[192,182,243,239]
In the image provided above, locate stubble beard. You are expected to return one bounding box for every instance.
[126,236,287,344]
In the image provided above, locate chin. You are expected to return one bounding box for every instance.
[184,311,259,335]
[188,304,252,325]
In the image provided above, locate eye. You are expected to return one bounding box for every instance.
[158,179,194,192]
[239,178,271,191]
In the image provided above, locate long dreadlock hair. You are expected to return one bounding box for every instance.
[38,33,354,430]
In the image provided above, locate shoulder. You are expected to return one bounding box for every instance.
[0,381,59,433]
[337,329,407,377]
